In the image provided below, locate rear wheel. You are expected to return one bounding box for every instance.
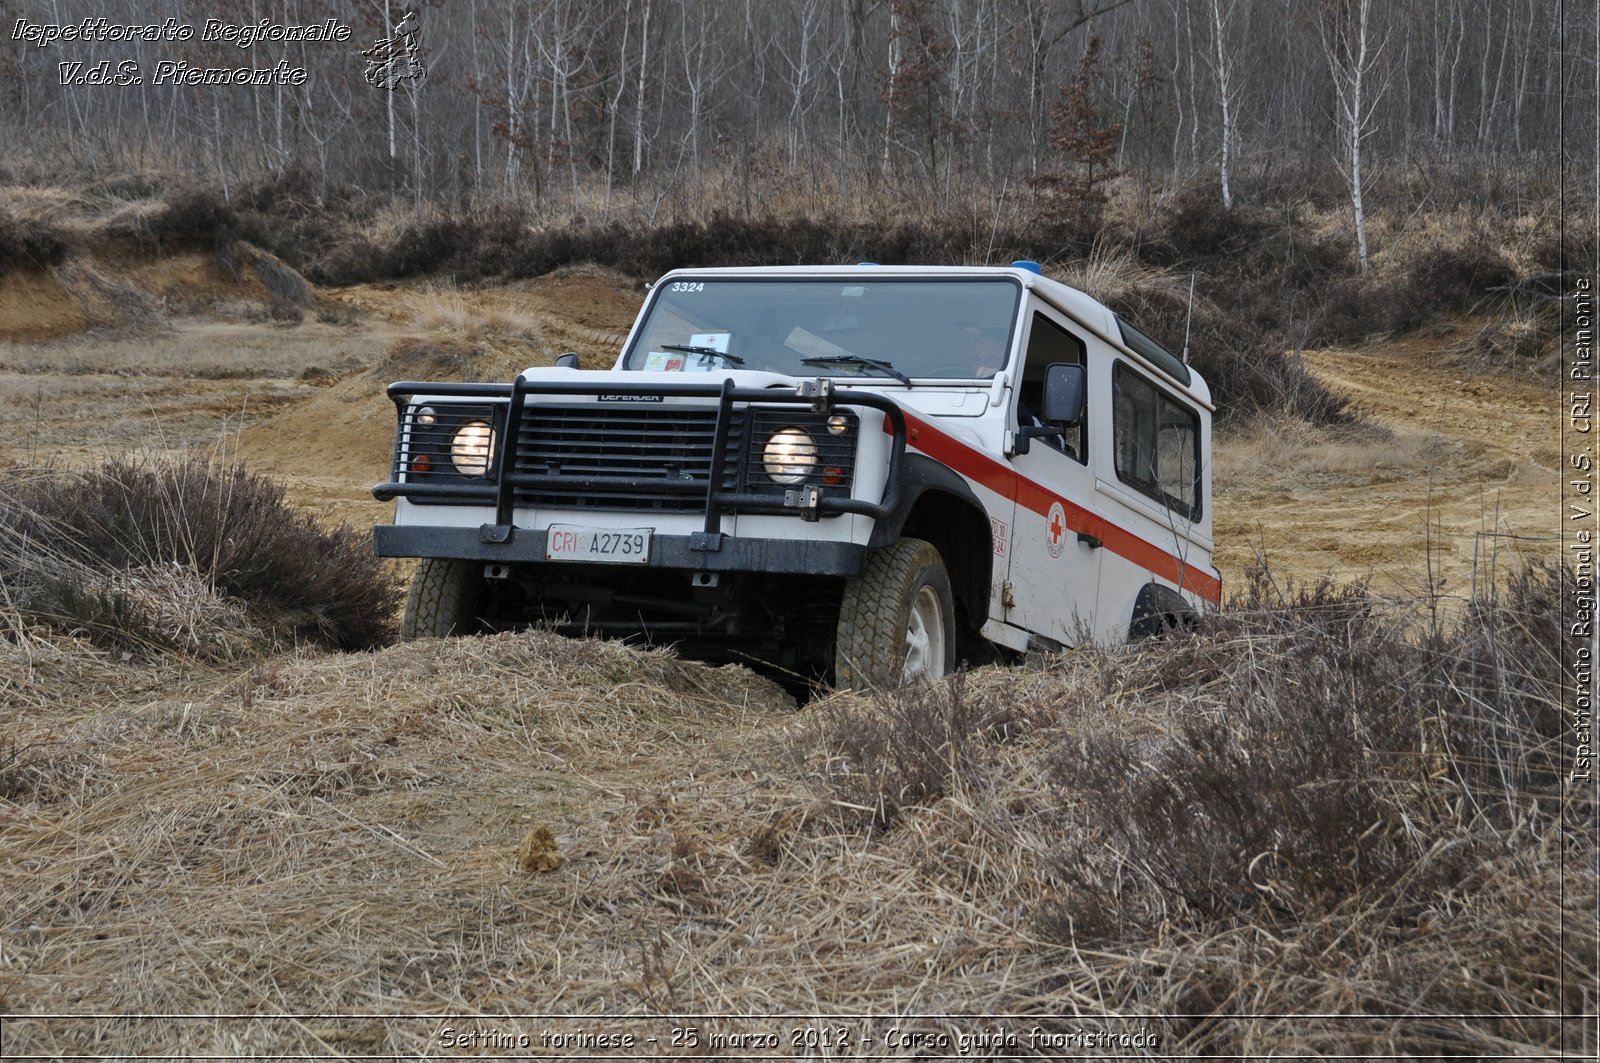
[401,558,484,639]
[834,538,955,689]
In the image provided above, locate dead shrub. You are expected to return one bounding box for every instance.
[1040,563,1568,941]
[1445,558,1566,799]
[1313,242,1519,344]
[0,738,103,805]
[1159,187,1275,259]
[241,244,313,308]
[0,208,69,273]
[0,459,400,655]
[1404,241,1516,305]
[1456,314,1554,371]
[123,177,1541,430]
[377,335,479,381]
[1313,272,1423,341]
[266,298,305,325]
[148,187,237,247]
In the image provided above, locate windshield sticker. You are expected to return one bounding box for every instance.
[676,333,731,372]
[689,332,730,352]
[643,351,686,371]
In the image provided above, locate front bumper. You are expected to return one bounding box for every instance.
[373,524,867,576]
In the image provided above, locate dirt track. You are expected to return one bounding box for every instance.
[1212,333,1558,597]
[0,254,1562,599]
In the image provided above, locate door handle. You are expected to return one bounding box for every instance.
[1077,531,1102,549]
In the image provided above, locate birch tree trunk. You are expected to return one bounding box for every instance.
[882,3,901,176]
[633,0,652,180]
[385,0,396,164]
[604,0,634,219]
[1209,0,1234,210]
[1320,0,1385,273]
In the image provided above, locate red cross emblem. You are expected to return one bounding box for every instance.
[1046,502,1067,558]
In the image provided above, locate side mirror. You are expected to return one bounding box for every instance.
[555,352,580,369]
[1042,363,1085,425]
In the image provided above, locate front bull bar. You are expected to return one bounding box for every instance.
[371,375,909,549]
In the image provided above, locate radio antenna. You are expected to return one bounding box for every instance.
[1181,272,1196,365]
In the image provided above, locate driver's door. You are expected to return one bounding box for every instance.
[1004,307,1103,644]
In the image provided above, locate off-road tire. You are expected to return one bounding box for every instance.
[401,558,483,639]
[834,538,955,689]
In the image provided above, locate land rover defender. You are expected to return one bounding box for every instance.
[372,263,1221,687]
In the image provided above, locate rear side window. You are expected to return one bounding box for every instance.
[1113,363,1201,518]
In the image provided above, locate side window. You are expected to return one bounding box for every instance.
[1113,363,1201,518]
[1020,311,1086,463]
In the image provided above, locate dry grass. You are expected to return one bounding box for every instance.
[1,560,1587,1057]
[1214,415,1429,491]
[1053,239,1192,310]
[372,285,553,385]
[1369,203,1546,282]
[413,286,544,345]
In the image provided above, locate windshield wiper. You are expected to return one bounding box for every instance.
[660,344,745,365]
[800,355,912,386]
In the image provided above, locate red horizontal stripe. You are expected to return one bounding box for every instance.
[890,411,1222,604]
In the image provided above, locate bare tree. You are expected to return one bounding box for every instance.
[778,0,825,170]
[602,0,634,218]
[633,0,652,181]
[1320,0,1388,272]
[1206,0,1239,209]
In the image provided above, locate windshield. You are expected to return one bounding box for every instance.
[621,277,1022,380]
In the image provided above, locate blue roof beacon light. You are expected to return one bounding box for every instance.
[1011,259,1043,274]
[857,261,880,266]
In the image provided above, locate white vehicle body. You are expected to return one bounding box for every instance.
[374,264,1220,686]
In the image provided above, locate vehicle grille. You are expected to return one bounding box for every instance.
[511,404,747,510]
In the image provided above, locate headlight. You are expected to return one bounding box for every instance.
[763,427,818,484]
[450,420,496,476]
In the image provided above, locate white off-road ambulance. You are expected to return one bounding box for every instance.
[373,263,1220,688]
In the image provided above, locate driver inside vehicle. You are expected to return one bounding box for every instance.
[971,329,1009,379]
[969,329,1073,457]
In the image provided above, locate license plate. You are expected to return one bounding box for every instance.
[545,524,652,564]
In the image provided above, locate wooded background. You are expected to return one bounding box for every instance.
[2,0,1590,225]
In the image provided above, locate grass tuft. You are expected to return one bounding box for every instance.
[787,674,1025,830]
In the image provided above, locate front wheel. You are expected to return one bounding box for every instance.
[834,538,956,689]
[401,558,484,639]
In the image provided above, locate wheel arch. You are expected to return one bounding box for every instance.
[1129,581,1197,639]
[869,454,995,632]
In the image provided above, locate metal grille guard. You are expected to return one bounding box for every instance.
[372,376,908,547]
